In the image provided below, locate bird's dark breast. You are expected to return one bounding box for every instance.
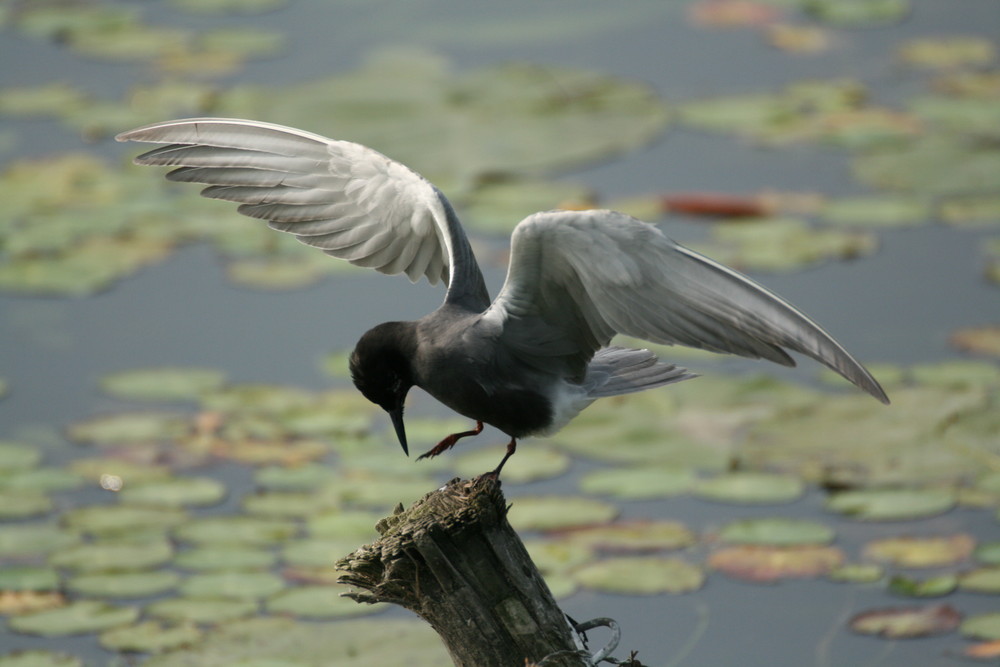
[420,371,552,438]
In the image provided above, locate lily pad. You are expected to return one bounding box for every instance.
[173,516,299,545]
[578,465,696,499]
[9,600,139,637]
[306,510,383,540]
[709,545,844,582]
[282,538,364,568]
[959,567,1000,594]
[0,441,42,472]
[178,571,285,600]
[826,488,955,521]
[66,570,181,598]
[523,539,596,574]
[174,546,277,571]
[0,491,52,519]
[459,179,594,234]
[820,196,929,228]
[828,563,885,584]
[255,464,338,491]
[119,476,227,508]
[561,520,697,553]
[716,518,835,546]
[864,534,976,568]
[573,556,705,595]
[146,597,259,624]
[66,412,190,446]
[849,604,961,639]
[0,567,60,592]
[266,586,386,619]
[694,472,804,504]
[975,542,1000,566]
[100,367,226,402]
[950,325,1000,358]
[506,495,620,532]
[941,195,1000,227]
[962,612,1000,641]
[897,36,996,70]
[49,539,173,572]
[169,0,290,15]
[0,523,80,557]
[804,0,910,27]
[99,621,203,653]
[0,467,83,493]
[887,574,958,598]
[852,136,1000,195]
[62,505,188,537]
[0,652,82,667]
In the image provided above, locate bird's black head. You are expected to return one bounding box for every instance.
[349,322,416,455]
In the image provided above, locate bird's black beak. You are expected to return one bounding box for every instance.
[389,407,408,456]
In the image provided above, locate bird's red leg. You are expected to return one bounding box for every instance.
[487,437,518,478]
[416,420,484,461]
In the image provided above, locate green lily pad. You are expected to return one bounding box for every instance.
[241,491,336,518]
[561,520,697,553]
[451,445,570,484]
[0,491,52,519]
[826,488,955,521]
[120,476,227,508]
[853,136,1000,196]
[199,27,285,59]
[179,571,285,600]
[709,545,844,582]
[974,542,1000,566]
[0,567,60,592]
[99,621,203,653]
[70,458,172,486]
[49,539,173,572]
[306,510,382,540]
[962,612,1000,641]
[523,539,596,574]
[143,616,449,667]
[100,367,226,402]
[67,570,181,598]
[255,464,338,491]
[694,472,804,504]
[717,518,835,546]
[0,523,80,557]
[173,515,298,545]
[459,179,594,234]
[282,538,364,568]
[950,325,1000,358]
[506,495,620,532]
[174,546,277,571]
[849,604,961,639]
[941,195,1000,227]
[62,505,188,537]
[828,563,885,584]
[9,600,139,637]
[573,556,705,595]
[578,466,696,499]
[897,36,996,70]
[864,534,975,568]
[959,567,1000,594]
[66,411,190,446]
[820,196,929,228]
[0,467,83,493]
[804,0,910,27]
[0,441,42,472]
[888,574,958,598]
[266,586,386,619]
[909,360,1000,389]
[169,0,290,15]
[0,652,81,667]
[146,597,259,624]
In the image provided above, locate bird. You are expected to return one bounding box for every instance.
[117,117,890,475]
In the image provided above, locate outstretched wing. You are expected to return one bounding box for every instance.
[484,209,889,403]
[116,118,489,308]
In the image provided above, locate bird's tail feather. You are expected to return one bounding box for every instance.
[586,347,697,398]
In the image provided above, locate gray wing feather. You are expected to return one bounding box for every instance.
[116,117,488,308]
[486,209,889,403]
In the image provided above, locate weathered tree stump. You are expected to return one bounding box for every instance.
[336,475,588,666]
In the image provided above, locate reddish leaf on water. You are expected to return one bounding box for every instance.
[950,325,1000,359]
[849,604,961,639]
[708,545,844,582]
[663,192,769,219]
[688,0,784,28]
[964,640,1000,659]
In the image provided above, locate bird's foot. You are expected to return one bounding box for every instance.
[416,420,484,461]
[483,437,518,479]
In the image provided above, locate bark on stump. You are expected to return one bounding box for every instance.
[336,475,588,666]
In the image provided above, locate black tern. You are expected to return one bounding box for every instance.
[117,118,889,474]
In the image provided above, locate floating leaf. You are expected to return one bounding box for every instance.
[0,567,60,592]
[0,523,80,558]
[120,477,227,508]
[573,557,705,595]
[950,325,1000,358]
[828,563,884,584]
[9,600,138,637]
[100,367,226,402]
[173,516,298,545]
[459,179,594,234]
[561,520,697,553]
[897,36,996,70]
[146,597,258,624]
[99,621,202,653]
[888,574,958,598]
[849,604,961,639]
[282,538,363,568]
[306,510,382,540]
[266,586,387,619]
[909,360,1000,389]
[820,196,929,227]
[62,505,188,537]
[941,195,1000,227]
[975,542,1000,566]
[804,0,910,27]
[864,534,976,568]
[0,651,82,667]
[717,518,835,546]
[0,466,83,493]
[255,463,338,491]
[66,570,181,598]
[827,488,955,521]
[174,545,276,572]
[578,466,696,499]
[451,445,570,484]
[0,442,42,472]
[506,496,619,532]
[66,412,190,446]
[523,539,596,574]
[962,612,1000,641]
[49,539,173,572]
[169,0,290,15]
[709,545,844,582]
[0,492,51,519]
[959,567,1000,594]
[179,571,285,600]
[853,137,1000,195]
[694,472,804,504]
